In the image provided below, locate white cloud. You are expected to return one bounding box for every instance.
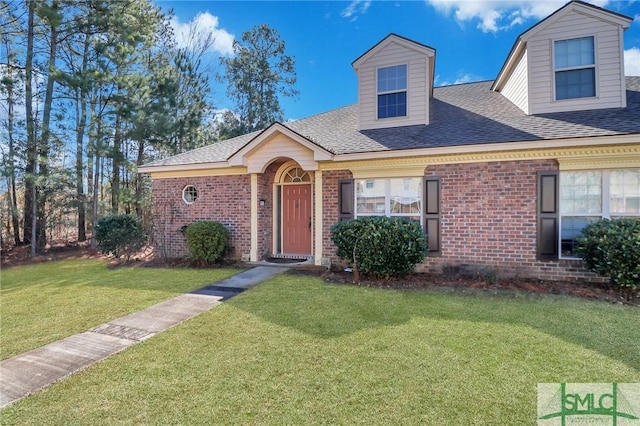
[453,73,476,84]
[426,0,610,33]
[435,71,481,86]
[625,47,640,76]
[341,0,371,20]
[170,12,234,56]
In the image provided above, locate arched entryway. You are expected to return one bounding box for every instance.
[274,161,313,256]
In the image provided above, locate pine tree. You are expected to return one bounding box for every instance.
[220,24,298,135]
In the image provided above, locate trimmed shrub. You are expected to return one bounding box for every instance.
[184,221,229,265]
[95,214,147,261]
[331,216,428,278]
[576,218,640,292]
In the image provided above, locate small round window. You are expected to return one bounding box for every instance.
[182,185,198,204]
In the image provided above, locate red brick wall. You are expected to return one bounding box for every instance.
[422,159,599,281]
[257,162,283,258]
[321,160,600,282]
[152,159,599,282]
[151,175,251,259]
[322,169,353,263]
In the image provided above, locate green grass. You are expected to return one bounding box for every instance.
[0,259,243,359]
[2,271,638,425]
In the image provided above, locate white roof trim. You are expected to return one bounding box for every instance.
[352,34,435,71]
[521,1,631,42]
[138,161,230,173]
[331,134,640,163]
[227,122,333,168]
[492,40,525,92]
[140,134,639,175]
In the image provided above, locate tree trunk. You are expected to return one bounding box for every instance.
[3,44,22,245]
[134,139,145,217]
[36,0,60,253]
[9,173,21,245]
[75,33,90,242]
[111,116,121,213]
[23,0,35,246]
[90,151,100,250]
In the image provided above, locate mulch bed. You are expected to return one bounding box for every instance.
[292,268,639,307]
[2,243,637,306]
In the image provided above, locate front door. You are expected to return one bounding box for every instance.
[282,184,312,254]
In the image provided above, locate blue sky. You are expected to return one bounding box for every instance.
[156,0,640,121]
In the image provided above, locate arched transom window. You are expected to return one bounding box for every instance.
[282,167,310,183]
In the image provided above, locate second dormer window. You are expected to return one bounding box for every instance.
[377,64,407,119]
[554,36,595,100]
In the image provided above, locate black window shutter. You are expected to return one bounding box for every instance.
[338,179,354,222]
[537,171,559,261]
[425,177,441,253]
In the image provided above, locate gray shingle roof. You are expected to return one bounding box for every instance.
[142,77,640,168]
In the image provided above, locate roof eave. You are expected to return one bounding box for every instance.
[138,161,233,174]
[491,39,525,92]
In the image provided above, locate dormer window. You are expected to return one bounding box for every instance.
[377,64,407,119]
[554,36,596,100]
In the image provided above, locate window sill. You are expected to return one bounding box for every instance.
[376,115,408,122]
[553,95,598,103]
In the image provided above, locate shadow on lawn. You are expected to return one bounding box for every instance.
[1,258,239,294]
[230,272,640,371]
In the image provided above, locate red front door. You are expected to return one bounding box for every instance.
[282,184,312,254]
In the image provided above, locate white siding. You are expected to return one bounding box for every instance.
[527,12,625,115]
[357,41,430,130]
[245,135,317,173]
[500,49,529,114]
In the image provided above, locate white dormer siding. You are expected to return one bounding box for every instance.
[500,49,529,114]
[353,35,435,130]
[493,1,631,115]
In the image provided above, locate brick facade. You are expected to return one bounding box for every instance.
[151,175,251,259]
[257,162,283,259]
[153,159,599,282]
[422,160,599,281]
[321,160,600,282]
[321,169,353,260]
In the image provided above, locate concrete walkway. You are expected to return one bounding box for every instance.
[0,266,289,409]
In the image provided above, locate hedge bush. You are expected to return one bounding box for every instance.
[95,214,147,260]
[184,221,229,265]
[331,216,428,278]
[576,218,640,291]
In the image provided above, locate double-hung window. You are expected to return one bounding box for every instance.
[355,178,422,222]
[554,36,596,100]
[559,170,640,258]
[377,64,407,119]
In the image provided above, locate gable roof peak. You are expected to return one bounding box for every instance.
[520,0,632,42]
[492,0,632,91]
[352,33,435,70]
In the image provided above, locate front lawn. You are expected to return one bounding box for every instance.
[0,259,243,359]
[2,271,638,424]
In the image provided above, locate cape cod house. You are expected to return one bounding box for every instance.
[139,1,640,281]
